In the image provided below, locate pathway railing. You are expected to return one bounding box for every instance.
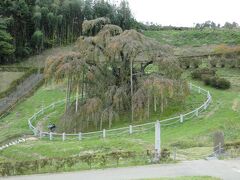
[28,83,212,141]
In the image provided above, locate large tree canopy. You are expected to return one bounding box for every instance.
[44,17,189,133]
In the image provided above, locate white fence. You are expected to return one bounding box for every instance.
[28,83,212,141]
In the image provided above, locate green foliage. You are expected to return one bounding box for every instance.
[0,151,141,176]
[192,68,231,90]
[31,30,44,53]
[0,0,137,64]
[0,18,15,64]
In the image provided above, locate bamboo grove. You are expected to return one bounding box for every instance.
[44,17,190,133]
[0,0,136,64]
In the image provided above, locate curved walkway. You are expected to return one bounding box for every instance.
[4,159,240,180]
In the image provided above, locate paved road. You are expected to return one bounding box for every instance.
[3,159,240,180]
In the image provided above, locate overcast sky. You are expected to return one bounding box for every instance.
[125,0,240,27]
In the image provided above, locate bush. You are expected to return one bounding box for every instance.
[215,78,231,89]
[191,68,216,80]
[219,58,226,68]
[191,59,202,68]
[203,76,231,89]
[202,75,213,85]
[227,59,237,68]
[179,59,191,69]
[210,58,218,67]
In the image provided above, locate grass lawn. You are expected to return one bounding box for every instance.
[0,84,65,145]
[0,72,25,93]
[0,68,239,167]
[144,29,240,47]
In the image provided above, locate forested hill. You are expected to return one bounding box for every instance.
[0,0,136,64]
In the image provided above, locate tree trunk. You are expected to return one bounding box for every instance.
[154,95,157,112]
[130,58,134,122]
[75,82,79,113]
[147,94,150,120]
[161,96,164,113]
[65,76,70,112]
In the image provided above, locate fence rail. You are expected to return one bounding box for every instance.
[28,83,212,141]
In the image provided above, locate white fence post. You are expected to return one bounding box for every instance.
[155,120,161,159]
[198,87,201,93]
[180,114,184,123]
[49,132,53,141]
[204,102,208,110]
[52,103,55,110]
[207,91,211,99]
[129,125,133,134]
[103,129,106,139]
[39,131,43,139]
[62,133,66,141]
[195,109,199,117]
[78,132,82,141]
[42,106,44,115]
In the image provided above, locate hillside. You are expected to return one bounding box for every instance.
[144,29,240,47]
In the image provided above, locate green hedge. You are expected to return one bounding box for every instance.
[0,151,139,176]
[0,150,172,176]
[225,141,240,150]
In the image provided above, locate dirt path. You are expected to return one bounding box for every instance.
[4,159,240,180]
[0,73,43,117]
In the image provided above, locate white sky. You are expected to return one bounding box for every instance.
[125,0,240,27]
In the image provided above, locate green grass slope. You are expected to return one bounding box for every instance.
[0,68,239,162]
[144,29,240,47]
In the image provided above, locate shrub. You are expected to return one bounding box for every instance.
[227,59,237,68]
[204,76,231,89]
[179,59,191,69]
[210,58,218,68]
[202,75,213,85]
[191,59,202,68]
[215,78,231,89]
[160,148,170,159]
[219,58,226,68]
[191,68,216,80]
